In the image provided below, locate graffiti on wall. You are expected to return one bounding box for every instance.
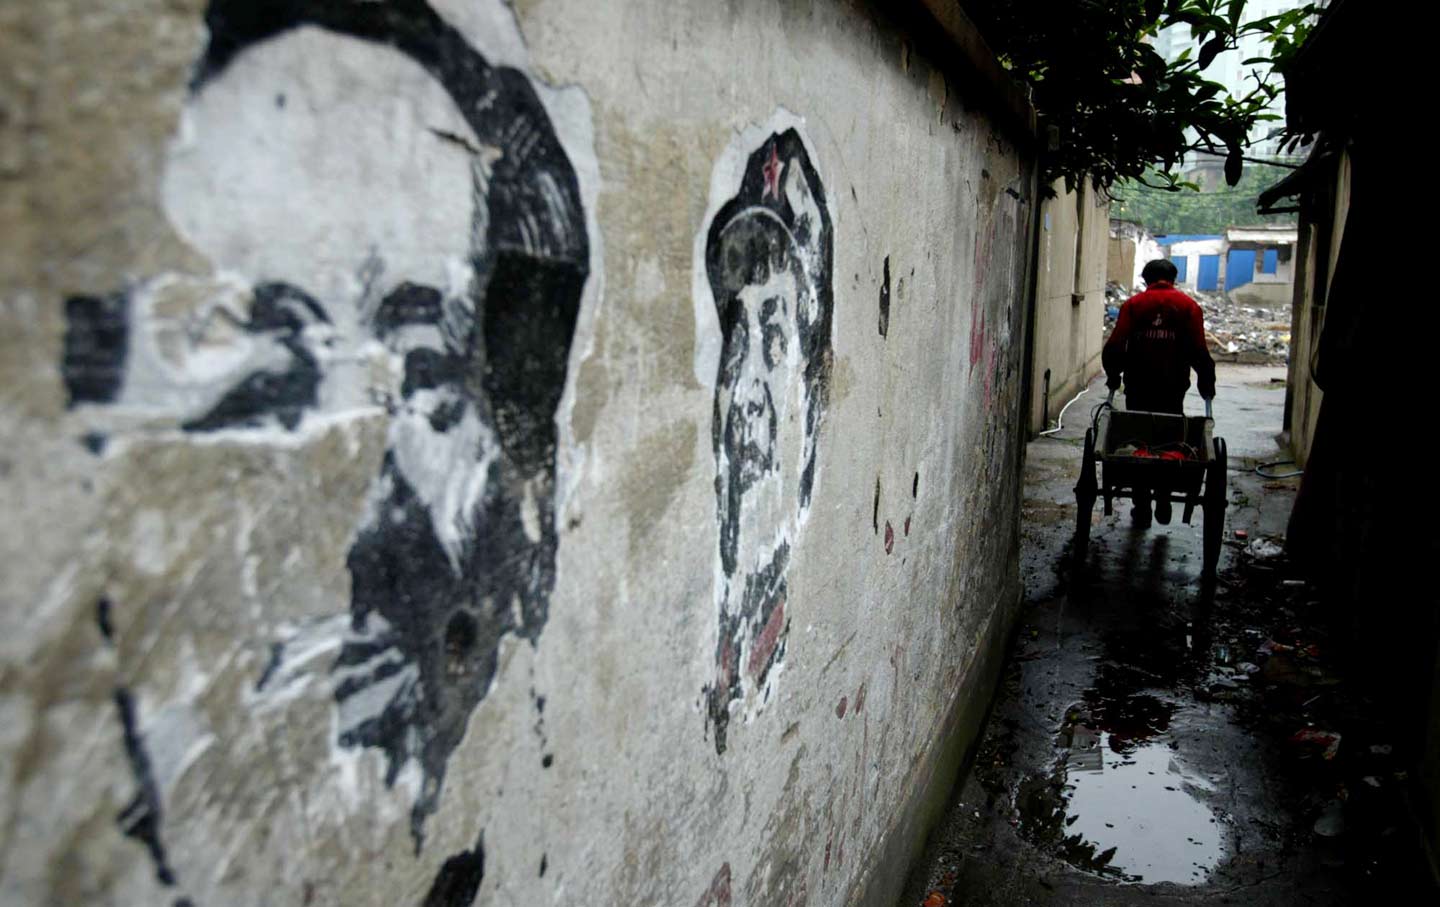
[61,0,591,861]
[696,123,833,754]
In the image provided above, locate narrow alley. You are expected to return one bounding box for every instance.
[901,365,1439,905]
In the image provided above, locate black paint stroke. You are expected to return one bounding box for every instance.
[872,476,881,535]
[62,292,130,406]
[113,688,176,887]
[181,282,327,432]
[96,596,115,643]
[706,543,790,755]
[878,256,891,338]
[422,831,485,907]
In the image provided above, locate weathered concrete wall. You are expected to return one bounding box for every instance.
[1028,182,1108,433]
[0,1,1037,905]
[1107,220,1161,295]
[1230,281,1292,308]
[1285,149,1350,466]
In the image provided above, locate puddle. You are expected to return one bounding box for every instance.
[1018,701,1228,884]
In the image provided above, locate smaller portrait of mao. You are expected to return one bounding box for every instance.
[698,125,833,755]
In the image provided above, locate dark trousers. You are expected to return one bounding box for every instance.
[1126,390,1186,514]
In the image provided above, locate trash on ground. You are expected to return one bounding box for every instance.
[1290,728,1342,760]
[1246,538,1285,560]
[1313,800,1345,838]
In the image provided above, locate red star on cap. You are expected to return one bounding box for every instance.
[762,144,783,200]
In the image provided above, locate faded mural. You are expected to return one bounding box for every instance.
[697,124,834,754]
[59,0,592,877]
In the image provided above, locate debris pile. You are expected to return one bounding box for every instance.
[1194,290,1291,362]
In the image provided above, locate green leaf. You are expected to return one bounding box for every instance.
[1197,36,1226,69]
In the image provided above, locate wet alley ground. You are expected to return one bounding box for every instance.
[900,365,1438,905]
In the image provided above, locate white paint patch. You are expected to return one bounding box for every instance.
[164,29,477,306]
[382,391,499,573]
[131,509,174,576]
[245,614,350,714]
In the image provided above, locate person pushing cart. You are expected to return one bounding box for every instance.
[1102,258,1217,527]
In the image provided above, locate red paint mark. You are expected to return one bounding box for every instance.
[762,143,783,200]
[855,682,867,713]
[694,863,732,907]
[983,339,997,406]
[903,515,912,536]
[884,521,894,554]
[747,596,786,678]
[968,307,986,371]
[836,696,848,719]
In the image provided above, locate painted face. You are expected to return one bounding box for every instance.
[719,268,799,493]
[715,255,810,579]
[142,16,588,846]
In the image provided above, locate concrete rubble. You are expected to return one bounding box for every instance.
[1103,284,1292,363]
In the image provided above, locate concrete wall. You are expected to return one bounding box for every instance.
[1230,280,1293,307]
[1029,182,1109,433]
[1107,221,1162,294]
[1168,238,1225,292]
[0,2,1038,905]
[1285,148,1351,466]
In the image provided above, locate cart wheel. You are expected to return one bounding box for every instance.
[1202,437,1227,576]
[1074,428,1098,556]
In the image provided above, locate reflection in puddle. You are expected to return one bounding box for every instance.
[1018,704,1228,884]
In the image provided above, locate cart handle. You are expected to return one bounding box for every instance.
[1204,397,1213,419]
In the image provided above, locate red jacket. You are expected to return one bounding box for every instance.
[1103,281,1216,399]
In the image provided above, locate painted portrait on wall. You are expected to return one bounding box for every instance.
[60,0,592,854]
[695,122,834,754]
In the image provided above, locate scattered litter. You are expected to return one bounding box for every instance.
[1236,662,1261,675]
[923,892,947,907]
[1370,744,1393,756]
[1259,639,1295,656]
[1234,529,1249,540]
[1313,800,1345,838]
[1363,776,1382,788]
[1195,291,1291,361]
[1246,538,1285,560]
[1281,579,1305,588]
[1290,728,1342,760]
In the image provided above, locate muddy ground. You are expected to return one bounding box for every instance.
[899,366,1438,905]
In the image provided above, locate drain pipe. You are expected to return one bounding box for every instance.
[1039,386,1088,436]
[1042,368,1052,432]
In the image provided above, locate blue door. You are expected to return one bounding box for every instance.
[1174,256,1189,283]
[1226,249,1256,291]
[1262,249,1278,274]
[1198,254,1221,291]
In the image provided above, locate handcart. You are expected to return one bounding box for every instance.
[1073,394,1228,576]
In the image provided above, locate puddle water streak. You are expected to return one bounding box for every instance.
[1018,704,1228,885]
